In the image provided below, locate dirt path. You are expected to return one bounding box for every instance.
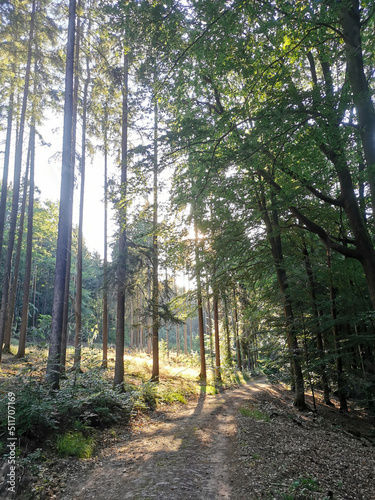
[60,378,269,500]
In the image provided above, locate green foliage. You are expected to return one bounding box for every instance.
[239,406,270,422]
[204,385,219,395]
[56,432,96,459]
[0,367,134,442]
[135,382,158,411]
[159,339,169,360]
[270,476,321,499]
[290,476,319,493]
[28,315,52,342]
[158,389,187,404]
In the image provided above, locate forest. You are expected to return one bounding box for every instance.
[0,0,375,498]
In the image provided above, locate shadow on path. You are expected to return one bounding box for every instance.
[60,378,267,500]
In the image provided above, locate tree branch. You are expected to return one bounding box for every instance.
[256,168,361,260]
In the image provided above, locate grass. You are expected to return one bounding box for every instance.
[56,431,96,459]
[239,405,270,422]
[270,476,321,499]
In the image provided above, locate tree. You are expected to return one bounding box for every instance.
[74,13,91,370]
[45,0,76,389]
[151,87,160,381]
[195,222,207,382]
[0,91,14,265]
[0,0,36,362]
[113,48,129,387]
[17,80,36,358]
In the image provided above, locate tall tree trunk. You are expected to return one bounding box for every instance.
[223,294,232,366]
[0,0,36,361]
[165,268,169,357]
[302,242,332,405]
[60,2,81,375]
[3,137,31,350]
[338,1,375,215]
[102,108,109,367]
[166,322,169,358]
[189,316,192,353]
[45,0,76,389]
[74,29,90,370]
[17,91,36,358]
[0,92,14,264]
[213,293,221,381]
[137,288,141,349]
[232,292,242,371]
[327,247,348,412]
[151,93,159,380]
[32,266,37,327]
[130,298,133,350]
[114,50,128,387]
[206,295,213,367]
[176,323,180,355]
[184,321,188,355]
[195,224,206,381]
[258,187,306,409]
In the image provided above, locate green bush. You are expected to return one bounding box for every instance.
[159,390,187,404]
[135,382,157,411]
[0,368,134,442]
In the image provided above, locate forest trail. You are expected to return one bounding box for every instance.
[59,377,269,500]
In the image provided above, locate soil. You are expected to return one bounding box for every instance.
[10,377,375,499]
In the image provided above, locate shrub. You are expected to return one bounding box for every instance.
[135,382,157,411]
[0,368,134,442]
[159,390,187,404]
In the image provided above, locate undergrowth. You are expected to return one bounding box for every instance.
[56,431,96,459]
[0,345,253,463]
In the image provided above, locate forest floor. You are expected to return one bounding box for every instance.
[27,376,375,500]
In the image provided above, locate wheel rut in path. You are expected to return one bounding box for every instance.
[60,378,269,500]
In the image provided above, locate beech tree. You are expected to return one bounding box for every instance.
[1,0,373,408]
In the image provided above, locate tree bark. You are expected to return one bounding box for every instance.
[258,187,306,409]
[45,0,76,389]
[3,135,31,351]
[114,50,128,387]
[151,91,159,380]
[17,90,36,359]
[327,248,348,412]
[213,293,221,381]
[232,292,242,371]
[338,1,375,215]
[0,0,36,361]
[60,0,81,375]
[102,107,109,368]
[189,316,192,353]
[206,295,213,367]
[74,60,89,370]
[195,224,206,381]
[223,293,232,366]
[0,92,14,265]
[302,242,332,405]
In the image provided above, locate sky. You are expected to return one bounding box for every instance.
[0,110,117,259]
[34,113,117,259]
